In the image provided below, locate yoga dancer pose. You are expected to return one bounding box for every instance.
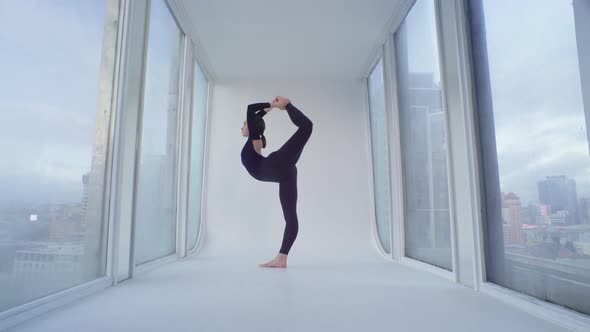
[241,96,313,268]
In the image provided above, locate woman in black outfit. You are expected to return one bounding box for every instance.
[240,96,313,268]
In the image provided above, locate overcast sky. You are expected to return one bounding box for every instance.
[482,0,589,204]
[0,0,179,207]
[0,0,105,205]
[401,0,589,205]
[0,0,588,209]
[404,0,440,84]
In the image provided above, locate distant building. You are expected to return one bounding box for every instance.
[81,172,90,232]
[396,72,451,251]
[48,204,85,242]
[561,225,590,256]
[580,198,590,225]
[46,173,91,242]
[502,192,524,245]
[522,204,539,225]
[12,242,85,301]
[0,241,42,273]
[550,210,569,225]
[538,176,579,225]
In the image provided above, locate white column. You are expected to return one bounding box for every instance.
[110,0,151,283]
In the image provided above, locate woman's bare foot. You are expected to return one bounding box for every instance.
[258,253,288,268]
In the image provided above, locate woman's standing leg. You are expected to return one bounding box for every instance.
[278,167,299,255]
[258,167,299,268]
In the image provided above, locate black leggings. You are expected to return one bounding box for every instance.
[272,104,313,255]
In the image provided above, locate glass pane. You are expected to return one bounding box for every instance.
[0,1,109,311]
[188,63,207,250]
[368,59,392,253]
[469,0,590,315]
[395,0,452,270]
[135,0,182,265]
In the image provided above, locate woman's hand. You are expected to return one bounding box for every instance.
[274,96,291,110]
[270,98,281,109]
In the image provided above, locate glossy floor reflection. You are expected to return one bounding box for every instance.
[8,254,568,332]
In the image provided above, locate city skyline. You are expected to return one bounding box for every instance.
[501,174,590,225]
[484,0,590,204]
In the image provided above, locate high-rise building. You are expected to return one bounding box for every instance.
[399,72,451,251]
[12,243,85,303]
[580,198,590,225]
[522,204,539,225]
[538,176,579,225]
[501,192,523,245]
[48,203,85,242]
[47,174,89,242]
[81,173,90,221]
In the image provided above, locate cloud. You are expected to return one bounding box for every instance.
[482,0,590,203]
[402,0,441,83]
[0,0,186,206]
[0,1,106,204]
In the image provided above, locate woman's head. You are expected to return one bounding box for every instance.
[241,117,266,148]
[241,121,249,137]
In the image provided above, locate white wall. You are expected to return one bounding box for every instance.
[201,78,380,261]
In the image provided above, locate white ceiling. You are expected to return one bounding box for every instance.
[180,0,408,80]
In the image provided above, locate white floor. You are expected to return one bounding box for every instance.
[8,253,570,332]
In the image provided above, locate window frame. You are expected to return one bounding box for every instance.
[389,0,458,279]
[0,0,213,328]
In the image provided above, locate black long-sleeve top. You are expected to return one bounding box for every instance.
[241,102,270,179]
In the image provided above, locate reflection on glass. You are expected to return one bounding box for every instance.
[395,0,452,270]
[368,59,392,253]
[0,1,109,311]
[470,0,590,315]
[187,63,208,250]
[135,0,182,265]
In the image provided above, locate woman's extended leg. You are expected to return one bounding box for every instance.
[258,102,311,268]
[273,103,313,168]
